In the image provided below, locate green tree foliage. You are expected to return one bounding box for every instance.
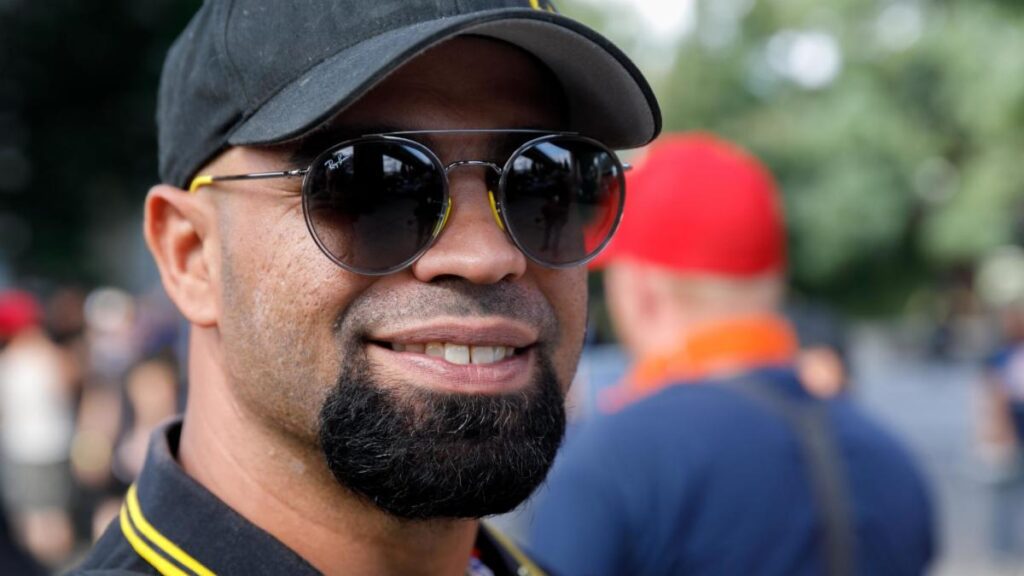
[562,0,1024,313]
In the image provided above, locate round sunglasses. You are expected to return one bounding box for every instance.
[189,129,627,275]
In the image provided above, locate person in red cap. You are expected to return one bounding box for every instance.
[0,291,42,346]
[0,290,75,569]
[593,132,791,411]
[527,133,935,575]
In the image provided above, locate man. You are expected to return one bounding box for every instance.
[0,290,75,569]
[0,290,51,575]
[528,134,935,575]
[975,249,1024,562]
[72,1,660,575]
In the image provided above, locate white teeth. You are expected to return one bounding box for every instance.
[392,342,515,364]
[444,343,470,365]
[470,346,496,364]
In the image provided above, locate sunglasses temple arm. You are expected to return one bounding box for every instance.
[189,169,308,193]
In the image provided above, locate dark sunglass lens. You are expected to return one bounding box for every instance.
[502,138,624,266]
[304,140,446,273]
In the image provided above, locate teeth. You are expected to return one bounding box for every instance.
[393,342,515,365]
[470,346,496,364]
[444,343,470,365]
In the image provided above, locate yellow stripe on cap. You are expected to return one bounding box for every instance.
[126,484,217,576]
[120,503,190,576]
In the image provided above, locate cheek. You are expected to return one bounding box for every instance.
[217,207,370,408]
[221,199,353,328]
[220,257,375,439]
[220,233,321,377]
[220,210,313,329]
[538,267,588,389]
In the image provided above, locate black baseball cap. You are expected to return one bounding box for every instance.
[157,0,662,189]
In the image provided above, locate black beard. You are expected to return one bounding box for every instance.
[317,352,567,521]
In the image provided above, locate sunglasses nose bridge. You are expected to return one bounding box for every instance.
[443,160,502,175]
[442,160,507,234]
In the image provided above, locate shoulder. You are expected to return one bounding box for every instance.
[828,397,930,487]
[824,394,935,545]
[827,397,919,462]
[826,397,936,559]
[585,379,791,448]
[605,381,763,424]
[556,379,792,480]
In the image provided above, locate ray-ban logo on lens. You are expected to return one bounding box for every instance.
[324,148,353,172]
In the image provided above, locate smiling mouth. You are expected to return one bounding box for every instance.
[370,341,528,366]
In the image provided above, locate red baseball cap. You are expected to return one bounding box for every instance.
[592,132,785,276]
[0,290,41,338]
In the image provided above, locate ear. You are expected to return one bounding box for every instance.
[144,184,219,327]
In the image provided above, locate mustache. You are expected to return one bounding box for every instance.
[335,278,560,342]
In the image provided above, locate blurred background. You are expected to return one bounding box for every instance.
[1,0,1023,573]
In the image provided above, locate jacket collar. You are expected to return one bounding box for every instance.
[119,418,546,576]
[600,314,799,412]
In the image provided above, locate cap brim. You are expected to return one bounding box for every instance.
[227,9,661,150]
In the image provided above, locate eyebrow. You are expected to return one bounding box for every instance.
[287,126,565,168]
[396,129,557,161]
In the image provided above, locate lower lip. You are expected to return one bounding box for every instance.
[366,344,534,394]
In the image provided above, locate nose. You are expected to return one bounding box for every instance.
[410,167,527,284]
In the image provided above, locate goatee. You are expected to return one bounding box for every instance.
[317,354,566,520]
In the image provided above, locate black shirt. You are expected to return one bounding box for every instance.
[70,419,547,576]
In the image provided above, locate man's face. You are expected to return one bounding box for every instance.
[206,37,587,519]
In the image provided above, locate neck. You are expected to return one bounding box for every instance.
[178,328,478,576]
[634,312,797,380]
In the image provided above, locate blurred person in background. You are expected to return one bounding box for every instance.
[85,353,182,541]
[527,133,935,576]
[0,289,75,569]
[787,300,851,399]
[62,286,185,546]
[974,247,1024,563]
[44,287,89,407]
[68,287,140,551]
[112,355,181,492]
